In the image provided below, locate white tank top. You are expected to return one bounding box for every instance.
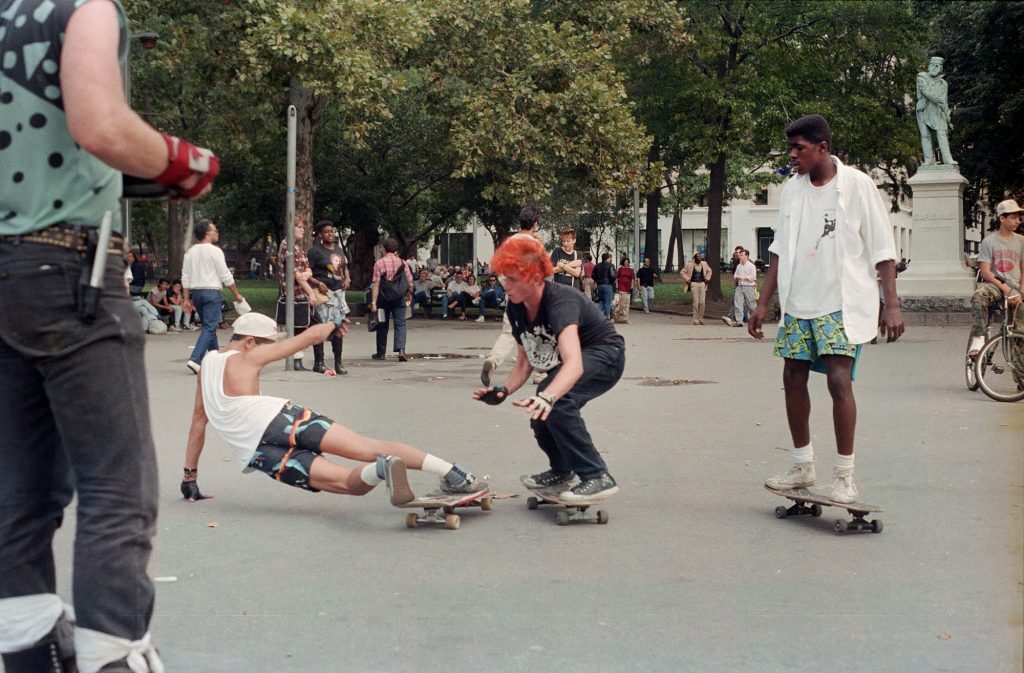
[200,350,289,469]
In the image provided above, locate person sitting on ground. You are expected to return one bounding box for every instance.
[148,278,176,329]
[167,279,196,330]
[476,275,506,322]
[182,312,488,503]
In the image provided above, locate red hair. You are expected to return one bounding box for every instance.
[491,235,553,282]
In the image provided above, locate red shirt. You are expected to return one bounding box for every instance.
[372,252,415,287]
[616,266,635,293]
[278,240,309,298]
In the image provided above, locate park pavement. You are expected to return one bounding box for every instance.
[40,312,1022,673]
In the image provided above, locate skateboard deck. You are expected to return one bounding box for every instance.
[399,487,491,530]
[523,480,609,526]
[765,485,883,534]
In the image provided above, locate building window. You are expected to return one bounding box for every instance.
[754,189,769,206]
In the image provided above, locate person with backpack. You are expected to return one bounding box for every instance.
[369,238,414,361]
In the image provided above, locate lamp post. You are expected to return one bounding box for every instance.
[123,31,159,249]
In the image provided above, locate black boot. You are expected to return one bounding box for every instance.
[333,337,347,375]
[313,343,326,373]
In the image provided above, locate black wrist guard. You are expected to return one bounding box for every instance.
[480,386,509,405]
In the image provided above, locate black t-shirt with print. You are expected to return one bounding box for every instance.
[307,243,348,291]
[550,247,581,289]
[506,282,624,372]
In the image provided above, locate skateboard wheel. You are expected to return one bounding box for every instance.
[556,510,570,526]
[444,514,460,530]
[596,510,609,525]
[527,496,539,510]
[811,504,823,518]
[480,496,493,511]
[871,519,883,534]
[405,513,418,528]
[833,519,847,534]
[774,506,788,519]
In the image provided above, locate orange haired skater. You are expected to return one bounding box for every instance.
[472,236,626,502]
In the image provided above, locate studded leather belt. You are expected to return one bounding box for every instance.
[0,223,124,255]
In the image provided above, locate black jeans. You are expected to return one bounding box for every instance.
[532,343,625,479]
[0,243,158,642]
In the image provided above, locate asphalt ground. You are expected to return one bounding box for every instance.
[36,312,1023,673]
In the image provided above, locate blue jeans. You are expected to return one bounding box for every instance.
[596,284,614,318]
[0,242,158,642]
[532,343,625,479]
[479,289,502,316]
[640,285,654,312]
[411,290,431,314]
[375,300,407,354]
[189,288,222,365]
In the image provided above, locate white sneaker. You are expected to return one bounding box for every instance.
[169,325,182,332]
[765,460,815,489]
[968,335,985,356]
[721,316,736,327]
[830,467,858,503]
[185,361,201,375]
[475,315,485,322]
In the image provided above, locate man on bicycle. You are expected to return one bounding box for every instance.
[968,199,1024,356]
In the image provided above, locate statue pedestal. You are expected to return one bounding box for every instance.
[897,165,974,310]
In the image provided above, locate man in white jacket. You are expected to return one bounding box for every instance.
[748,114,904,503]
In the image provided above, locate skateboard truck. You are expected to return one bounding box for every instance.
[526,493,609,525]
[767,486,883,534]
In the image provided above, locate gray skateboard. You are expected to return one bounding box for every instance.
[398,487,492,530]
[765,485,883,534]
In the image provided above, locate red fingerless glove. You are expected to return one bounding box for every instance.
[153,133,220,197]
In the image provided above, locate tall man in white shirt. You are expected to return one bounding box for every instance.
[722,247,756,327]
[748,114,904,503]
[182,219,245,374]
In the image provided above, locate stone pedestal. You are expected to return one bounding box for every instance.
[897,165,974,310]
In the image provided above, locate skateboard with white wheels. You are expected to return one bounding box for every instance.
[765,485,883,534]
[398,487,491,530]
[524,481,609,526]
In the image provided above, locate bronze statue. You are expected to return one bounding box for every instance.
[916,56,956,166]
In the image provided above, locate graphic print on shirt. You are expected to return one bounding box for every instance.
[521,324,560,372]
[992,248,1020,276]
[815,209,837,250]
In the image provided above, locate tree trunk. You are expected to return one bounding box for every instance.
[665,208,682,273]
[347,225,380,289]
[643,144,661,268]
[706,150,727,301]
[289,79,325,249]
[166,203,187,280]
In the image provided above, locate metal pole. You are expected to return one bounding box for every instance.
[285,105,297,370]
[632,188,641,270]
[123,52,132,247]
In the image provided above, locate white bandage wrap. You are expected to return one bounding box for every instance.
[0,594,68,652]
[76,628,164,673]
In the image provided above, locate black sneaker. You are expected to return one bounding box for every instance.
[440,465,489,494]
[560,473,618,502]
[520,469,578,489]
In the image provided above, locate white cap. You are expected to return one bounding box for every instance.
[995,199,1023,216]
[231,312,281,340]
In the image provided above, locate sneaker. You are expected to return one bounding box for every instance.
[475,315,485,322]
[521,469,578,489]
[397,350,408,362]
[765,460,815,490]
[371,353,385,360]
[185,360,201,375]
[480,359,496,387]
[377,455,414,506]
[968,335,985,356]
[721,316,736,327]
[561,473,618,502]
[169,325,182,332]
[830,467,858,504]
[439,465,489,494]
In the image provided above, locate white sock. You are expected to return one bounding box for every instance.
[421,454,453,477]
[360,464,381,486]
[835,454,855,471]
[792,443,814,463]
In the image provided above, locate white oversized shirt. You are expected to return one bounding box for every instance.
[768,156,897,344]
[182,242,235,290]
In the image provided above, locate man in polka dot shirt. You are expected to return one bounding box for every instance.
[0,1,218,672]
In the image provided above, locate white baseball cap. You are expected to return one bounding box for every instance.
[995,199,1024,216]
[231,312,281,340]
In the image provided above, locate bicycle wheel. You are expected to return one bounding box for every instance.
[965,334,981,391]
[976,334,1024,402]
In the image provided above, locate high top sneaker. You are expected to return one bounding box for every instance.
[560,473,618,502]
[376,455,414,506]
[765,460,815,490]
[521,469,579,489]
[439,465,489,494]
[830,467,858,504]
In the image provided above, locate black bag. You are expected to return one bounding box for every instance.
[276,296,310,328]
[378,262,409,303]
